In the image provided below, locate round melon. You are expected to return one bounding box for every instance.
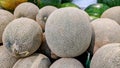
[14,2,39,20]
[13,53,39,68]
[39,33,59,59]
[45,7,92,57]
[0,9,14,43]
[31,54,51,68]
[13,53,51,68]
[2,18,43,58]
[50,58,84,68]
[90,43,120,68]
[0,46,18,68]
[101,6,120,25]
[91,18,120,53]
[36,6,58,31]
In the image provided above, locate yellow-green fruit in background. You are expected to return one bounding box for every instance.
[0,0,28,10]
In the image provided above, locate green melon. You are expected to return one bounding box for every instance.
[97,0,120,7]
[37,0,61,8]
[85,3,110,18]
[60,2,80,8]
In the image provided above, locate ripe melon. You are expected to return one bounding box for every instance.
[0,46,18,68]
[101,6,120,25]
[13,53,51,68]
[14,2,39,20]
[91,18,120,53]
[0,9,14,43]
[13,53,39,68]
[36,6,58,31]
[90,43,120,68]
[2,18,43,58]
[50,58,84,68]
[45,7,92,57]
[31,54,51,68]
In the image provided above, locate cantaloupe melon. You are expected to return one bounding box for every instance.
[2,18,43,58]
[50,58,84,68]
[36,6,58,31]
[45,7,92,57]
[13,53,39,68]
[101,6,120,25]
[31,54,51,68]
[0,46,18,68]
[90,43,120,68]
[91,18,120,53]
[0,9,14,43]
[14,2,39,20]
[13,53,51,68]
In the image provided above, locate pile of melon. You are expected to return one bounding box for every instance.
[0,2,120,68]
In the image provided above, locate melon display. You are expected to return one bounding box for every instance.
[0,46,18,68]
[45,7,92,57]
[90,43,120,68]
[14,2,39,20]
[91,18,120,53]
[101,6,120,25]
[0,9,14,43]
[36,6,58,31]
[2,18,43,58]
[50,58,84,68]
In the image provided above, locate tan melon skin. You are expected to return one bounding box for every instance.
[13,53,39,68]
[50,58,84,68]
[31,54,51,68]
[39,33,59,59]
[0,9,14,43]
[2,18,43,58]
[101,6,120,25]
[14,2,39,20]
[90,43,120,68]
[13,53,51,68]
[36,6,58,31]
[91,18,120,53]
[45,7,92,57]
[0,46,18,68]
